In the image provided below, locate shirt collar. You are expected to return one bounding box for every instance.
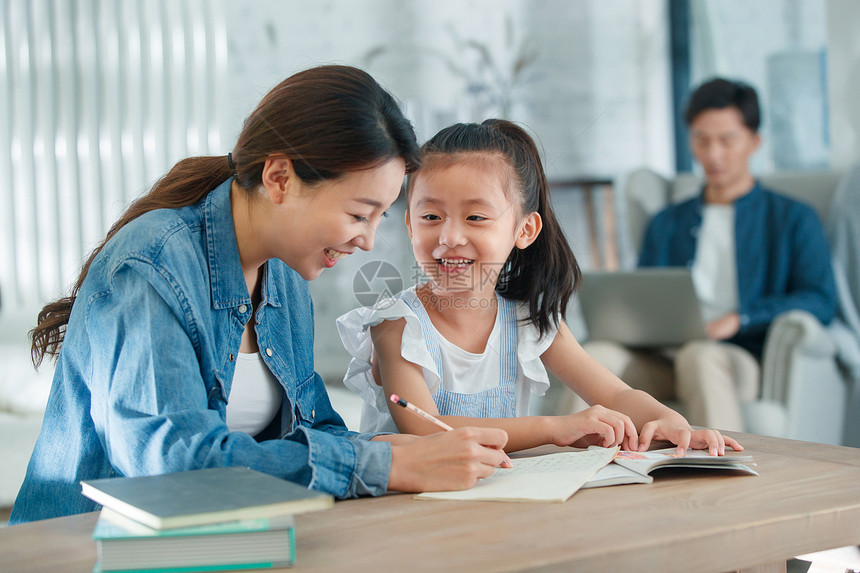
[204,179,283,310]
[734,180,763,206]
[204,178,253,310]
[695,179,763,208]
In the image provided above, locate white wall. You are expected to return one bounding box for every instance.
[222,0,674,180]
[0,0,227,334]
[826,0,860,170]
[689,0,829,173]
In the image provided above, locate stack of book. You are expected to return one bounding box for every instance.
[81,466,334,572]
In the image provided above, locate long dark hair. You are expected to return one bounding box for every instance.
[407,119,580,337]
[31,65,419,366]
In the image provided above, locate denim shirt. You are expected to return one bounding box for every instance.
[639,182,837,357]
[11,178,391,524]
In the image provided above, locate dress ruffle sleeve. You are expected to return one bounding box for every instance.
[335,291,443,433]
[515,303,557,398]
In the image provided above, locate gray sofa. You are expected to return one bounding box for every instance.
[0,310,51,510]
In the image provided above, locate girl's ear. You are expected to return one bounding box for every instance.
[261,155,295,205]
[515,212,542,249]
[404,209,413,239]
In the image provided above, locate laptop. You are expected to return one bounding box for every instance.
[578,268,707,347]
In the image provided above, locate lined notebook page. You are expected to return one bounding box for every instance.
[415,447,618,503]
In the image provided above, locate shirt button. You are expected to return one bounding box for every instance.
[238,304,247,314]
[311,409,315,418]
[265,348,273,357]
[229,353,234,362]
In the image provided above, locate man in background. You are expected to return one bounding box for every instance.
[585,78,837,431]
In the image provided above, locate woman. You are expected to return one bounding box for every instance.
[11,65,508,524]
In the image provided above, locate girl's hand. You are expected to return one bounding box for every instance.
[638,420,743,456]
[551,406,639,451]
[387,427,510,492]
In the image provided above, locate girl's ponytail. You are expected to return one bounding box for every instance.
[486,120,580,338]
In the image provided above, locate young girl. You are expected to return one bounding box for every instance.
[338,119,741,456]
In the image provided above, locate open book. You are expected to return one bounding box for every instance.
[415,446,757,502]
[584,447,757,488]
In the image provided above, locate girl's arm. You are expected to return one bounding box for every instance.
[370,318,637,452]
[541,321,742,455]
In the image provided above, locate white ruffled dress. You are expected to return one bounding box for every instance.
[336,287,557,433]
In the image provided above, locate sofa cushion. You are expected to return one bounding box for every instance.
[0,344,52,415]
[0,411,43,507]
[669,170,841,222]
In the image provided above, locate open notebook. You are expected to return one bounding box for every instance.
[415,447,618,503]
[415,446,756,502]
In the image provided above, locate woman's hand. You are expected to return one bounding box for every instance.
[638,420,743,456]
[386,427,510,492]
[550,406,639,451]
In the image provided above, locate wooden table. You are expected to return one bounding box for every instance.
[3,432,860,572]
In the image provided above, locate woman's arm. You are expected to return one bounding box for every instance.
[370,318,636,452]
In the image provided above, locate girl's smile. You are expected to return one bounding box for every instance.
[436,257,475,274]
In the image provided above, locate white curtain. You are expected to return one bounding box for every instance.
[0,0,227,317]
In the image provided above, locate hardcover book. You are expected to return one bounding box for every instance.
[81,466,333,530]
[93,507,295,572]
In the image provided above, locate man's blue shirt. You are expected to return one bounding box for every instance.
[11,179,391,523]
[638,181,837,357]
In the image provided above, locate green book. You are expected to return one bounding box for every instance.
[81,466,333,530]
[93,507,295,572]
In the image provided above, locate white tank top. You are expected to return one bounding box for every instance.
[226,352,283,437]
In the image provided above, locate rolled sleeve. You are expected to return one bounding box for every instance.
[293,426,391,498]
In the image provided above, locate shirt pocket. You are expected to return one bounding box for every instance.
[208,370,229,416]
[292,372,319,427]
